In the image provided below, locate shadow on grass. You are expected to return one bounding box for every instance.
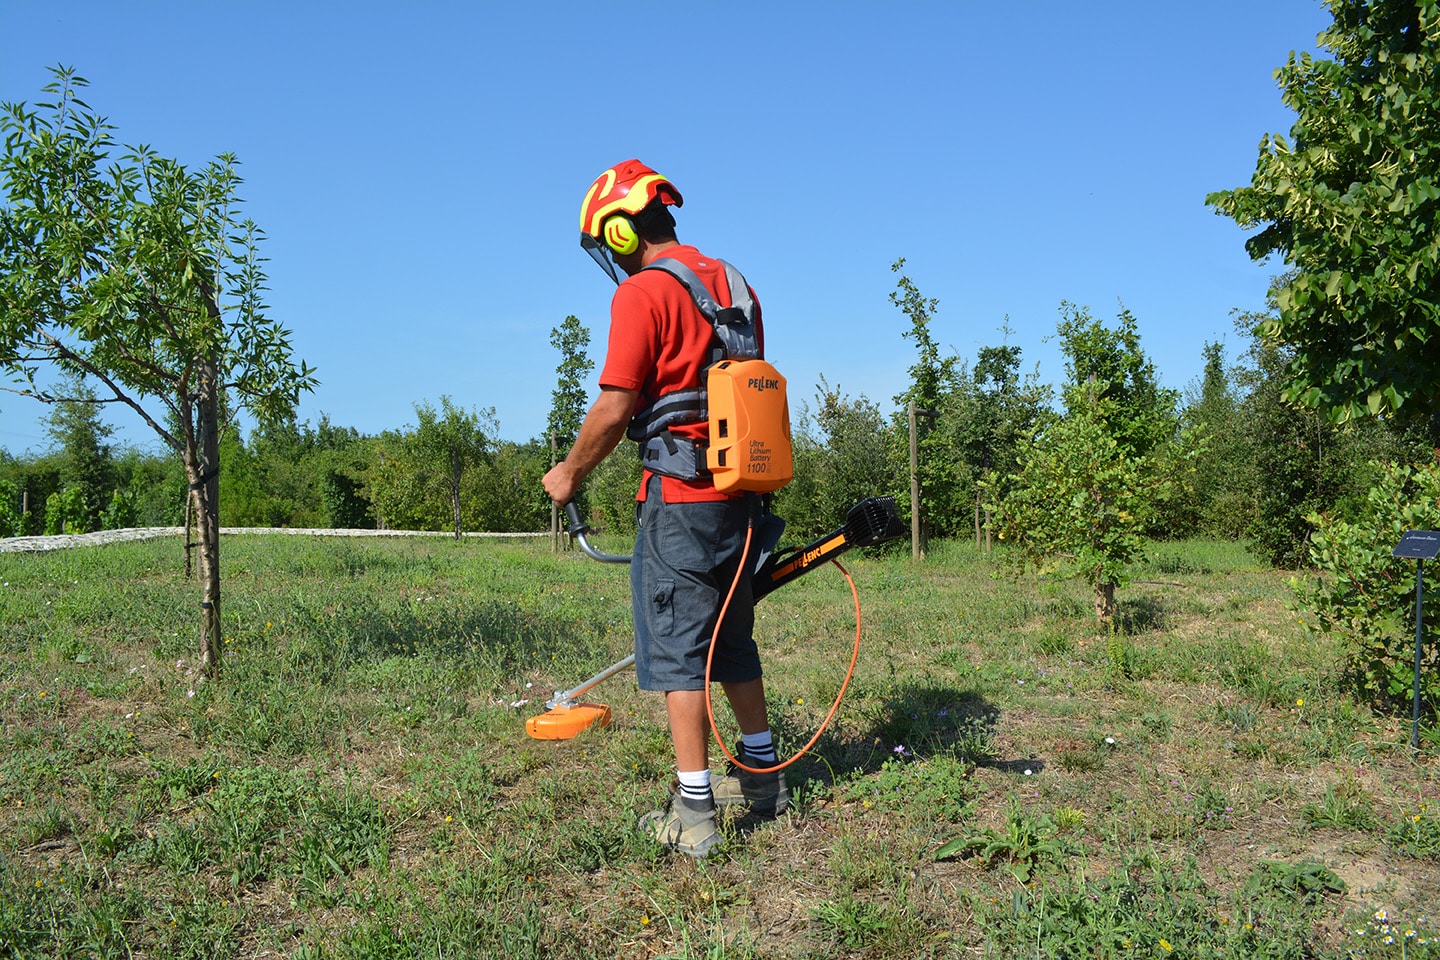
[782,681,1045,792]
[1118,593,1168,634]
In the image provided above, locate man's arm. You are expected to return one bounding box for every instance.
[542,385,639,505]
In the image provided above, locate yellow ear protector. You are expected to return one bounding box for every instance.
[602,214,640,256]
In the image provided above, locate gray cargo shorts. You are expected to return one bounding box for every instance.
[631,477,761,692]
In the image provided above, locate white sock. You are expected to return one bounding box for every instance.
[740,730,777,764]
[677,769,711,803]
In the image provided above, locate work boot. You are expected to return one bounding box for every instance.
[712,751,789,817]
[639,793,721,859]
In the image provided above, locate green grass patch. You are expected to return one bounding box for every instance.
[1,534,1438,957]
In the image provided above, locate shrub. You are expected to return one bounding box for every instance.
[1296,457,1440,717]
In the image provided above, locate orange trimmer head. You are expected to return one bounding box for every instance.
[525,653,635,741]
[525,702,613,739]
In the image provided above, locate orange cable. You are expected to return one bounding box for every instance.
[705,518,864,775]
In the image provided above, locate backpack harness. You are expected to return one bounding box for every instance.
[625,257,792,494]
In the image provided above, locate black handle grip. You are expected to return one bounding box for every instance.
[564,501,589,537]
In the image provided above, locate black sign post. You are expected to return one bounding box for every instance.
[1393,530,1440,755]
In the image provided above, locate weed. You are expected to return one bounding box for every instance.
[1386,802,1440,859]
[17,800,73,846]
[1216,700,1260,732]
[810,895,902,950]
[974,851,1336,958]
[936,800,1072,882]
[848,754,976,821]
[1302,778,1378,831]
[1056,746,1104,772]
[1243,859,1347,905]
[1054,806,1087,832]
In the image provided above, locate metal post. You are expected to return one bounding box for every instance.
[550,432,560,553]
[1415,557,1425,756]
[1393,530,1439,758]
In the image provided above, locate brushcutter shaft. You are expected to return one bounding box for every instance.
[545,654,636,709]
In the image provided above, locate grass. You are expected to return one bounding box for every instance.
[1,532,1438,958]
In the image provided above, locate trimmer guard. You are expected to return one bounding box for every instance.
[525,702,613,739]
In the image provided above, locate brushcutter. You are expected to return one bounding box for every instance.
[525,497,904,740]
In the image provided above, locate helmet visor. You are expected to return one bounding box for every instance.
[580,233,623,286]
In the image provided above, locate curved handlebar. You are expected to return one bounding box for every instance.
[564,501,630,564]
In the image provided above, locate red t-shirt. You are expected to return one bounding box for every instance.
[599,245,763,503]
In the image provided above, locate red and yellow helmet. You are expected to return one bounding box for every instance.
[579,159,682,283]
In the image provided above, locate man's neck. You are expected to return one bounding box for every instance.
[639,238,681,267]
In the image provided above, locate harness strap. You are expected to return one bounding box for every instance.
[625,387,706,443]
[627,257,760,482]
[643,258,760,360]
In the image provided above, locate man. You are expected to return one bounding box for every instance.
[542,159,788,858]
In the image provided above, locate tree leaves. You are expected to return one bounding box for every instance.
[1208,0,1440,423]
[0,65,317,451]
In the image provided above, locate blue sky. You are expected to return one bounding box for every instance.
[1,1,1332,453]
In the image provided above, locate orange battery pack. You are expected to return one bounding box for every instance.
[706,359,793,494]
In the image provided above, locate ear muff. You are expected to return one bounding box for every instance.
[602,215,639,256]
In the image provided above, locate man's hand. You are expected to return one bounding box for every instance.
[543,460,582,506]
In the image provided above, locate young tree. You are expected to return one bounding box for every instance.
[890,258,955,414]
[888,258,964,544]
[43,373,116,531]
[776,377,896,539]
[547,315,593,448]
[0,68,315,673]
[1173,341,1255,539]
[547,314,594,536]
[1207,0,1440,422]
[411,396,495,539]
[1054,302,1179,460]
[951,334,1048,548]
[993,305,1192,625]
[994,387,1161,625]
[1229,309,1397,566]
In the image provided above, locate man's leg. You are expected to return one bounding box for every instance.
[721,677,769,736]
[670,679,770,768]
[666,689,710,771]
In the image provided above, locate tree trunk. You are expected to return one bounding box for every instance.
[192,356,223,677]
[1094,580,1117,626]
[974,492,982,549]
[450,446,463,540]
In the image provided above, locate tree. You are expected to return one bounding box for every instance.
[547,315,593,448]
[547,314,594,537]
[992,387,1162,625]
[890,258,956,414]
[776,377,896,540]
[410,396,494,539]
[1228,308,1411,566]
[992,305,1192,625]
[1173,341,1255,539]
[0,67,315,674]
[1207,0,1440,422]
[888,258,964,544]
[1054,302,1179,460]
[43,372,115,531]
[948,333,1048,548]
[1297,455,1440,717]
